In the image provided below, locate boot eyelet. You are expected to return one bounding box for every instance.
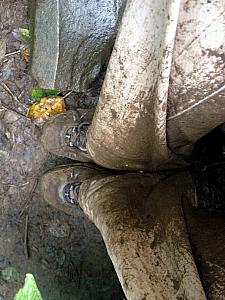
[64,122,89,152]
[63,183,81,205]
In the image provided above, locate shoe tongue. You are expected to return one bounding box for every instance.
[65,123,89,151]
[72,185,80,204]
[69,130,78,145]
[76,127,87,151]
[64,183,80,205]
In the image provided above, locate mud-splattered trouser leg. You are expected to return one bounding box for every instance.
[79,172,225,299]
[87,0,225,171]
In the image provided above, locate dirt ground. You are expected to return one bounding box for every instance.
[0,1,124,299]
[1,1,225,300]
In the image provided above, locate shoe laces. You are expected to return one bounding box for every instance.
[64,122,89,152]
[63,183,81,205]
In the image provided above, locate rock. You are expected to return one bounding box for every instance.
[47,220,71,238]
[0,121,11,152]
[4,111,20,123]
[0,255,10,269]
[0,120,6,132]
[30,0,126,92]
[0,131,11,152]
[0,36,6,62]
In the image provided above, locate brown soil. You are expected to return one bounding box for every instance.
[0,1,124,299]
[1,1,225,300]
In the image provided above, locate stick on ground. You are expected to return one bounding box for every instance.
[24,214,29,259]
[0,81,28,110]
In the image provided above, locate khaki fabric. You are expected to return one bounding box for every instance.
[87,0,181,171]
[39,164,225,299]
[167,0,225,157]
[184,202,225,299]
[79,172,207,299]
[87,0,225,170]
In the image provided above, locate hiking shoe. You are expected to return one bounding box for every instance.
[41,109,94,161]
[40,163,106,216]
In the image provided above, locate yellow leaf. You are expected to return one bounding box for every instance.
[27,96,66,125]
[22,48,30,63]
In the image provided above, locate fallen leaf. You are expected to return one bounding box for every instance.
[1,267,19,282]
[19,28,31,39]
[22,48,30,63]
[32,88,61,103]
[0,36,6,62]
[27,96,66,125]
[14,273,43,300]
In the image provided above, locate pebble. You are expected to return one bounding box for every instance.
[0,36,6,62]
[0,255,10,269]
[0,131,11,152]
[48,220,71,238]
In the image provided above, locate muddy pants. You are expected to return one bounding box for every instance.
[78,172,225,299]
[78,0,225,299]
[87,0,225,171]
[38,0,225,299]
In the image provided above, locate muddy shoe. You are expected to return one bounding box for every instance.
[40,163,106,216]
[41,109,94,161]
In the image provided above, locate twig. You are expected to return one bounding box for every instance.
[24,214,29,259]
[76,262,83,288]
[63,90,73,99]
[0,81,28,110]
[22,179,38,259]
[0,176,37,188]
[202,161,225,171]
[0,180,30,187]
[4,49,21,58]
[19,178,38,217]
[0,101,29,119]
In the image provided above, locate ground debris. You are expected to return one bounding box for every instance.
[0,36,6,61]
[27,96,66,126]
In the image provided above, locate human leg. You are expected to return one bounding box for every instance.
[86,0,225,170]
[167,0,225,157]
[184,201,225,299]
[41,166,208,299]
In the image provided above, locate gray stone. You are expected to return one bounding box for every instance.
[47,220,71,238]
[30,0,126,92]
[0,36,6,62]
[0,131,10,152]
[0,121,11,152]
[0,255,10,269]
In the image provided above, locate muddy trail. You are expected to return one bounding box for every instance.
[0,1,225,300]
[0,1,124,299]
